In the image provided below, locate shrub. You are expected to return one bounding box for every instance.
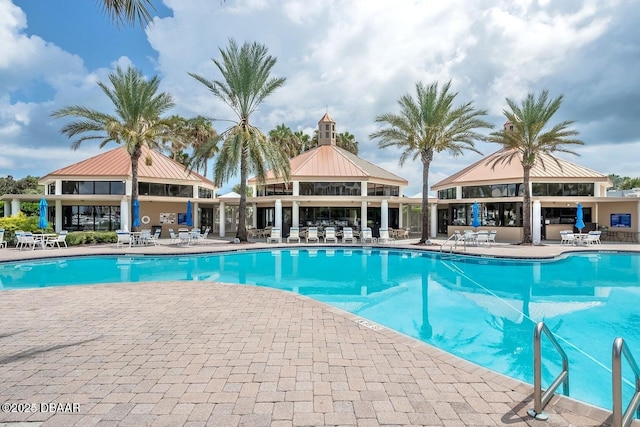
[66,231,117,246]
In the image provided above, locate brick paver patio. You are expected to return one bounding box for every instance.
[1,239,638,426]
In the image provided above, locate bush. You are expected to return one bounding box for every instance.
[65,231,117,246]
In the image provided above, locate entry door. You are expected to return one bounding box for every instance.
[200,208,214,232]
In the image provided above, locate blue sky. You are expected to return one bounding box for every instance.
[1,0,639,195]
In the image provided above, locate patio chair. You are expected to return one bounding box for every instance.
[0,229,7,249]
[116,230,131,248]
[14,230,24,249]
[168,228,179,244]
[586,231,601,245]
[46,230,68,248]
[476,230,489,246]
[324,227,338,243]
[488,230,497,245]
[360,227,375,244]
[342,227,357,244]
[287,227,301,243]
[306,227,319,243]
[197,227,210,244]
[149,229,161,245]
[396,228,410,239]
[140,229,152,245]
[463,230,477,246]
[267,227,282,244]
[378,229,395,244]
[20,232,38,250]
[178,230,191,245]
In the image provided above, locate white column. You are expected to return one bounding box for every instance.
[532,200,541,245]
[361,181,368,197]
[192,184,198,198]
[456,186,462,200]
[120,198,129,231]
[398,203,404,228]
[381,200,389,230]
[292,201,299,227]
[594,181,601,197]
[637,201,640,243]
[430,204,438,238]
[125,180,133,197]
[275,199,282,229]
[193,202,199,229]
[55,200,62,232]
[361,201,368,229]
[292,181,300,196]
[252,203,258,228]
[55,179,62,196]
[219,202,226,237]
[3,201,9,217]
[11,199,20,217]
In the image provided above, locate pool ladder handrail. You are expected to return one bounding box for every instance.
[439,232,461,253]
[612,337,640,427]
[527,321,569,421]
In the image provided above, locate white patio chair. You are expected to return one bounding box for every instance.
[324,227,338,243]
[306,227,319,243]
[287,227,301,243]
[116,230,131,248]
[476,231,489,246]
[360,227,375,244]
[378,229,395,244]
[342,227,357,244]
[0,229,7,249]
[586,231,601,245]
[463,231,477,246]
[168,228,179,244]
[267,227,282,244]
[140,229,152,245]
[197,227,210,244]
[14,230,24,249]
[149,229,161,245]
[178,230,191,245]
[488,230,497,245]
[20,232,38,250]
[46,230,68,248]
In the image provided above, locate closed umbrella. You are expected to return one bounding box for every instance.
[132,199,141,228]
[186,200,193,227]
[575,203,585,233]
[38,198,48,230]
[471,201,481,229]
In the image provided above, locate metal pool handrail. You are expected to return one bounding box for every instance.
[439,232,460,253]
[612,337,640,427]
[527,321,569,421]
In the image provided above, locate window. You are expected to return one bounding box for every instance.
[62,205,121,231]
[367,183,399,197]
[138,182,193,198]
[438,188,456,200]
[61,180,125,195]
[198,187,214,199]
[293,182,362,196]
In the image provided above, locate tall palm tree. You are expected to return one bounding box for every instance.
[269,124,301,158]
[294,130,312,153]
[51,65,174,230]
[337,131,359,155]
[189,39,290,242]
[487,90,583,244]
[370,81,493,244]
[188,116,219,178]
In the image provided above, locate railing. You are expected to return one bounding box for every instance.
[612,338,640,427]
[527,322,569,421]
[439,233,459,253]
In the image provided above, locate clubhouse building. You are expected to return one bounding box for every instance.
[2,114,639,243]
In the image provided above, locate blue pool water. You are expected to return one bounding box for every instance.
[2,248,639,411]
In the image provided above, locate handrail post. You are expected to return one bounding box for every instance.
[528,321,569,421]
[612,337,640,427]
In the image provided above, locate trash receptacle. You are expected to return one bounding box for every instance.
[151,225,162,238]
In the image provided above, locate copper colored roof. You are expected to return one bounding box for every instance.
[431,148,610,190]
[248,145,408,185]
[318,112,335,123]
[41,145,216,186]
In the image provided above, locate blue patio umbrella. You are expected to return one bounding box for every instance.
[575,203,585,232]
[471,201,481,229]
[132,199,141,228]
[38,198,48,230]
[186,200,193,227]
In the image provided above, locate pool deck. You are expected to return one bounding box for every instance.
[1,238,639,426]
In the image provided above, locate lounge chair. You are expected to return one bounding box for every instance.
[586,231,601,245]
[324,227,338,243]
[287,227,301,243]
[20,232,38,250]
[168,228,178,244]
[196,227,210,244]
[0,229,7,249]
[14,230,24,249]
[116,230,131,248]
[560,230,576,245]
[149,229,161,245]
[378,229,395,244]
[267,227,282,244]
[46,230,68,248]
[360,227,375,244]
[306,227,319,243]
[488,230,497,245]
[342,227,357,244]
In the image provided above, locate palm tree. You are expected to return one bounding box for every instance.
[51,65,174,230]
[269,124,301,158]
[487,90,583,244]
[101,0,155,27]
[189,39,290,242]
[370,81,493,244]
[294,130,312,153]
[337,131,359,155]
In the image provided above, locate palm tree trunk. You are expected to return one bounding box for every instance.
[236,149,248,242]
[131,145,141,231]
[419,150,432,244]
[522,166,532,244]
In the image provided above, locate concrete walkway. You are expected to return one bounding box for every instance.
[1,238,639,426]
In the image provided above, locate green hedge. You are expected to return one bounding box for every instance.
[0,214,117,246]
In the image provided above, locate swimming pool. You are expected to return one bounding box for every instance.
[1,248,639,411]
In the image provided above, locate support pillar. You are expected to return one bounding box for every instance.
[399,203,404,228]
[275,199,282,229]
[219,202,226,237]
[252,203,258,229]
[361,201,368,230]
[532,200,541,245]
[11,199,20,217]
[292,201,299,227]
[120,198,129,231]
[55,200,62,232]
[3,201,9,217]
[381,200,389,230]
